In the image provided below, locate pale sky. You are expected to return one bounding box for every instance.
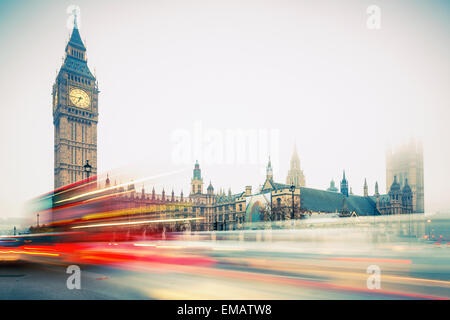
[0,0,449,219]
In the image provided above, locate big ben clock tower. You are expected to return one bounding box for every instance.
[53,15,98,189]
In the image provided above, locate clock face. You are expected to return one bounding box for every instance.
[69,88,90,108]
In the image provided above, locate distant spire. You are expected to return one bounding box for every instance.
[266,156,273,180]
[340,170,349,197]
[363,178,368,197]
[375,181,379,196]
[105,173,110,188]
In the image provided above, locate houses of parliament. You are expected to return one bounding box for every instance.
[51,17,425,231]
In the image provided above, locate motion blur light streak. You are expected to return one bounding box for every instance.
[71,217,204,229]
[326,257,412,264]
[7,173,449,299]
[53,169,186,205]
[0,250,60,257]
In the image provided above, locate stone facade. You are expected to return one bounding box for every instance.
[53,20,98,189]
[374,176,414,215]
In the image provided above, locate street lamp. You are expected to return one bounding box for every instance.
[84,160,92,179]
[290,185,295,220]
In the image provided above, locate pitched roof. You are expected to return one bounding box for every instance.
[61,55,95,79]
[300,187,379,216]
[369,194,390,203]
[66,26,86,51]
[261,178,291,192]
[215,192,245,204]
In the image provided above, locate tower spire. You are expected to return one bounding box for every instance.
[73,9,78,29]
[266,156,273,180]
[340,170,349,197]
[286,144,305,187]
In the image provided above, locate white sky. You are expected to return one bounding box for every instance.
[0,0,449,219]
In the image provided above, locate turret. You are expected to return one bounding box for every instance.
[191,160,204,195]
[327,179,338,192]
[402,178,413,213]
[207,181,214,195]
[389,175,402,214]
[363,178,368,197]
[207,181,214,205]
